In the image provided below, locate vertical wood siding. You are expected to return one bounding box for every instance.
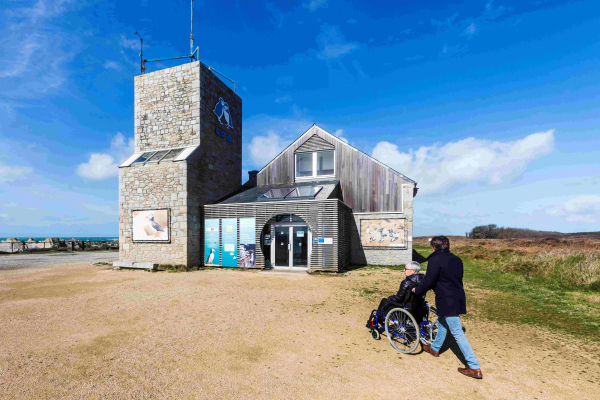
[257,126,412,213]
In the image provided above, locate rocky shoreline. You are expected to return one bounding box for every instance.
[0,237,119,254]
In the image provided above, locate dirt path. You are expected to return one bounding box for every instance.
[0,264,598,399]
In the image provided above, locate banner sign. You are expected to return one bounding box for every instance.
[221,218,237,267]
[239,218,256,268]
[132,209,170,242]
[360,218,406,248]
[204,219,220,265]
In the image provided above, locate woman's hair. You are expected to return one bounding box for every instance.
[406,261,421,272]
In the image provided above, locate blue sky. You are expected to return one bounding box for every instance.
[1,0,599,237]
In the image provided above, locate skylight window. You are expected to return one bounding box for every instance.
[131,152,155,165]
[258,186,323,201]
[130,148,185,165]
[259,188,295,200]
[285,186,323,198]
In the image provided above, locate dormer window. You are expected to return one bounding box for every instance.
[295,150,335,180]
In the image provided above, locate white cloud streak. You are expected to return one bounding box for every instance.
[372,130,555,194]
[543,195,600,224]
[0,162,33,183]
[77,132,134,180]
[304,0,328,12]
[317,24,358,60]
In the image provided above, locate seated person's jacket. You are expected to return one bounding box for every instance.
[388,273,425,310]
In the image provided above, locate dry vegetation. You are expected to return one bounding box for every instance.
[414,236,600,289]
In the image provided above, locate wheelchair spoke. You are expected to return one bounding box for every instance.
[385,308,420,354]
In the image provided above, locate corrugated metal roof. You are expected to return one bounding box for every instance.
[217,180,339,204]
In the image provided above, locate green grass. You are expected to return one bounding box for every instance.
[413,245,600,342]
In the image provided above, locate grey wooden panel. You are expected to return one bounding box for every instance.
[295,135,335,153]
[257,127,411,213]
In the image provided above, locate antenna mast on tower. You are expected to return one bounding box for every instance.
[134,0,198,74]
[190,0,195,59]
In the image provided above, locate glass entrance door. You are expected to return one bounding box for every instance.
[292,226,308,267]
[272,225,309,269]
[274,227,289,267]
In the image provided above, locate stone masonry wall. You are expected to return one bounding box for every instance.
[121,62,242,266]
[350,184,414,266]
[134,63,200,152]
[119,161,188,264]
[185,64,242,265]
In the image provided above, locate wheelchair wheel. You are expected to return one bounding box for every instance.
[385,308,420,354]
[371,329,380,340]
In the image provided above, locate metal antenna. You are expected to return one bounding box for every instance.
[190,0,194,60]
[134,30,145,74]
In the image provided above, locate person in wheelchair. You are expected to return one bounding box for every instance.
[376,261,426,323]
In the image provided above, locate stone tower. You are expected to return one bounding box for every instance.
[118,62,242,267]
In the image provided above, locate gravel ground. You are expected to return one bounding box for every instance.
[0,251,118,272]
[0,263,598,399]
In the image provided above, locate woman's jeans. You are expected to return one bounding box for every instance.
[431,315,481,369]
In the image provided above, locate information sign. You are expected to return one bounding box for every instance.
[221,218,237,267]
[204,219,220,265]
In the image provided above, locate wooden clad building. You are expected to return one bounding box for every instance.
[204,124,417,272]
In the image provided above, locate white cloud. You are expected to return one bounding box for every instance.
[333,129,348,143]
[275,95,291,103]
[484,1,509,20]
[1,202,18,208]
[317,24,358,60]
[248,132,288,167]
[543,195,600,224]
[76,132,134,180]
[0,0,81,99]
[104,61,121,70]
[120,34,141,50]
[304,0,328,12]
[371,130,555,194]
[465,22,477,35]
[0,213,11,222]
[0,162,33,183]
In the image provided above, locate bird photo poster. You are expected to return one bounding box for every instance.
[132,209,170,242]
[239,218,256,268]
[204,219,220,266]
[360,218,406,248]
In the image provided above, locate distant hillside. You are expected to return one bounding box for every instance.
[466,224,600,239]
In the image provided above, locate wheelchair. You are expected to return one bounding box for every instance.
[366,298,438,354]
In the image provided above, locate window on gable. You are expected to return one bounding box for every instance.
[295,150,335,179]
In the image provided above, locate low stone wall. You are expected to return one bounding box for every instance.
[0,238,119,254]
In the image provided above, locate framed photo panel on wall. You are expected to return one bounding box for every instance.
[360,218,406,248]
[132,209,171,243]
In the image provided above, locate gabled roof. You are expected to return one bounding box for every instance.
[258,124,417,185]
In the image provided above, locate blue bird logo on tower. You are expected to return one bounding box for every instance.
[213,97,234,129]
